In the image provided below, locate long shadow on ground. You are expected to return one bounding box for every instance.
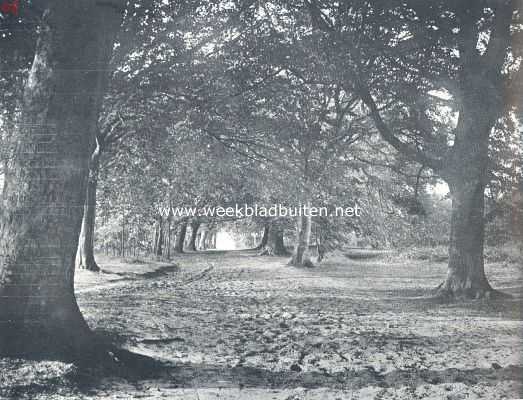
[3,348,521,398]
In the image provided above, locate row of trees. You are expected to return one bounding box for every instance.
[0,0,521,362]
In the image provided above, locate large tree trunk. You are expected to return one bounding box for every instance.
[174,222,187,253]
[437,179,492,298]
[75,140,101,272]
[435,3,512,299]
[259,224,288,256]
[189,221,200,251]
[288,212,314,267]
[269,226,288,256]
[438,108,494,298]
[0,1,124,360]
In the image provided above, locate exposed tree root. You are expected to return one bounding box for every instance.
[432,282,512,302]
[78,261,100,272]
[287,257,315,268]
[258,246,290,257]
[73,345,168,380]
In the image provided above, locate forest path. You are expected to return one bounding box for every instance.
[1,250,521,399]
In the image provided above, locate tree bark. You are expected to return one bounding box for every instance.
[270,225,288,256]
[435,3,513,299]
[174,221,187,253]
[255,223,270,250]
[198,228,208,251]
[437,85,497,298]
[165,216,172,259]
[154,218,164,257]
[288,212,314,267]
[204,231,212,249]
[210,231,217,249]
[0,1,124,360]
[259,224,288,256]
[121,216,126,258]
[437,179,492,298]
[189,221,200,251]
[75,139,101,272]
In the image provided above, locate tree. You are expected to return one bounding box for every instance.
[76,134,104,271]
[0,1,125,359]
[255,222,270,250]
[256,219,290,256]
[362,1,517,298]
[303,0,520,298]
[188,219,201,251]
[267,220,290,256]
[174,220,188,253]
[74,0,222,268]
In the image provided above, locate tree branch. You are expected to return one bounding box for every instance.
[358,84,444,172]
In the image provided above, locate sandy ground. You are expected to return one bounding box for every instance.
[0,250,522,399]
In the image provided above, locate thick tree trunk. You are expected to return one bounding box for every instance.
[255,223,270,250]
[288,212,314,267]
[189,221,200,251]
[259,224,288,256]
[439,4,514,299]
[174,222,187,253]
[75,141,101,272]
[270,226,288,256]
[437,180,492,298]
[0,1,124,359]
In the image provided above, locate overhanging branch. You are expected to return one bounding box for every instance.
[358,84,444,172]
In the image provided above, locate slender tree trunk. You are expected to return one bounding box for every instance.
[166,217,172,259]
[204,231,211,249]
[174,222,187,253]
[255,223,270,250]
[152,224,158,255]
[75,140,101,272]
[121,216,126,258]
[0,1,124,359]
[154,218,164,257]
[288,212,313,267]
[1,159,8,197]
[199,229,208,251]
[209,231,217,249]
[206,230,216,249]
[189,221,200,251]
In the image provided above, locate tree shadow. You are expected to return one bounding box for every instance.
[3,323,522,399]
[7,351,521,397]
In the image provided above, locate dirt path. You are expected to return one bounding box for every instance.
[1,250,522,399]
